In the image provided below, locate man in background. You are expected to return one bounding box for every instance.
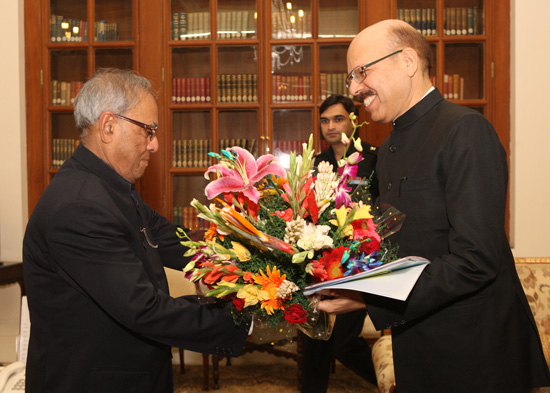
[23,68,249,393]
[318,20,550,392]
[301,94,378,393]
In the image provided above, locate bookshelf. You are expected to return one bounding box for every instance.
[25,0,510,230]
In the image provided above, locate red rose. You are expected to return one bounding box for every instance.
[284,304,307,325]
[233,296,245,311]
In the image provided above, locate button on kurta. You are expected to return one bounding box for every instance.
[387,182,392,191]
[389,145,397,153]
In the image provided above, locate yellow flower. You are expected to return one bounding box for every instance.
[231,241,251,261]
[237,284,269,308]
[329,204,374,238]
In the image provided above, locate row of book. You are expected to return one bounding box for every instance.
[271,0,312,39]
[50,15,87,42]
[52,138,78,168]
[94,20,119,42]
[51,80,83,106]
[443,74,466,100]
[219,138,258,157]
[397,8,437,36]
[170,12,210,41]
[172,139,210,168]
[216,10,256,39]
[398,7,482,36]
[444,7,482,36]
[272,75,312,103]
[319,73,353,101]
[171,77,211,104]
[218,74,258,103]
[172,206,210,229]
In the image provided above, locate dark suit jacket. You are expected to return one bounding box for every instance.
[23,145,249,393]
[367,89,550,392]
[313,141,379,198]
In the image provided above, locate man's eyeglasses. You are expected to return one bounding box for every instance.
[345,49,403,89]
[114,114,158,141]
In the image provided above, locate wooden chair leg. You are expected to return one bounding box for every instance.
[202,353,210,390]
[179,348,185,374]
[212,355,220,390]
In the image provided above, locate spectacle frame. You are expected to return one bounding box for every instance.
[114,114,158,141]
[345,50,403,89]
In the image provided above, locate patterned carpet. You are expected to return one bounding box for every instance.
[173,364,378,393]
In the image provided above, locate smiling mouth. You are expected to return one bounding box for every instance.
[363,94,376,108]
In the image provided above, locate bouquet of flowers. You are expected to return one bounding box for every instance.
[179,115,403,339]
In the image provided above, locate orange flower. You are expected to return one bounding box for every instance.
[204,224,223,242]
[253,266,286,315]
[243,271,254,283]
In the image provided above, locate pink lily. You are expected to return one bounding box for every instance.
[204,147,287,204]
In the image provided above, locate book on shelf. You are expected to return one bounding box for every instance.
[216,10,255,39]
[271,0,311,39]
[272,74,312,103]
[171,77,211,104]
[443,73,465,100]
[397,8,436,36]
[172,139,210,168]
[51,80,83,106]
[216,74,257,104]
[50,15,87,42]
[52,138,77,168]
[171,11,210,40]
[172,205,210,229]
[445,7,481,36]
[218,138,258,157]
[93,20,119,41]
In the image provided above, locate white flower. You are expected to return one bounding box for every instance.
[354,137,363,152]
[297,222,333,253]
[314,161,338,214]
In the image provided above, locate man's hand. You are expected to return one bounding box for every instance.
[316,289,367,314]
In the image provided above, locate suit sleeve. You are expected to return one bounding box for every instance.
[46,201,249,356]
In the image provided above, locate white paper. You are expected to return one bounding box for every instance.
[303,256,430,301]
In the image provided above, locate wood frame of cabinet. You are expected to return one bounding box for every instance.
[25,0,510,223]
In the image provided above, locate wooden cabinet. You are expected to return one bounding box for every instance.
[25,0,510,227]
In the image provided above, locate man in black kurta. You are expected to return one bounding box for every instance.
[318,20,550,392]
[23,69,249,393]
[301,95,378,392]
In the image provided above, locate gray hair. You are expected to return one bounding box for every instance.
[74,68,154,132]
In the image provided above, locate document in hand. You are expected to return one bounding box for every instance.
[303,256,430,301]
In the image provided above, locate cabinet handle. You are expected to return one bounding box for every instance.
[260,136,265,140]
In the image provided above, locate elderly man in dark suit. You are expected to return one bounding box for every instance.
[318,19,550,393]
[23,68,249,393]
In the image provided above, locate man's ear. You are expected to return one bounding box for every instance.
[402,48,419,77]
[98,111,116,143]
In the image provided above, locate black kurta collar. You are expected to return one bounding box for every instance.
[72,143,133,195]
[392,88,444,131]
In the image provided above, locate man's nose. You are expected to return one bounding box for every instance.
[148,136,159,153]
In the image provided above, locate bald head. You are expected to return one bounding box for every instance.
[349,19,432,76]
[346,19,434,123]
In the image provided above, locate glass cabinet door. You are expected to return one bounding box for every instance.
[172,175,210,228]
[319,45,350,101]
[172,47,211,104]
[94,0,133,41]
[172,111,212,168]
[272,109,313,168]
[218,110,259,157]
[318,0,358,38]
[218,46,258,103]
[217,0,257,39]
[271,0,311,39]
[272,45,312,103]
[50,113,78,169]
[444,43,484,100]
[171,0,211,41]
[50,50,87,107]
[50,0,87,42]
[95,48,133,70]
